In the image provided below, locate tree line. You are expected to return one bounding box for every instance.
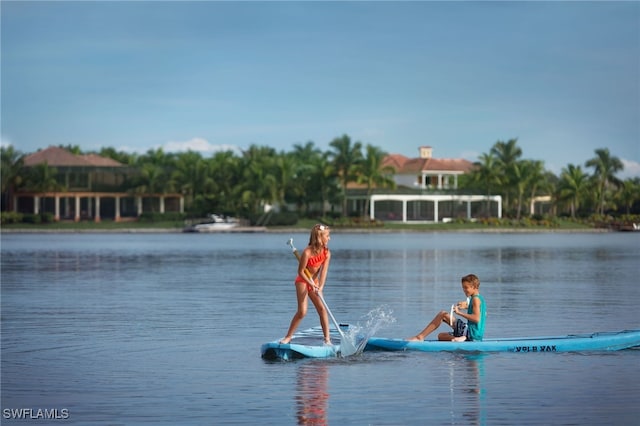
[463,139,639,220]
[1,135,394,221]
[1,135,639,222]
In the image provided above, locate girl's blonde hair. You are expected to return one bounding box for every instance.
[309,224,329,252]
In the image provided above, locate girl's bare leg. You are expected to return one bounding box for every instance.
[280,283,308,344]
[309,292,331,344]
[406,311,449,341]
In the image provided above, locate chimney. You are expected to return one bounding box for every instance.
[419,146,432,159]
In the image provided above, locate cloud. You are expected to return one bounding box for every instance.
[1,136,13,148]
[114,138,242,156]
[620,158,640,179]
[161,137,242,155]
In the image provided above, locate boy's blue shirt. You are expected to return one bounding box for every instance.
[467,294,486,341]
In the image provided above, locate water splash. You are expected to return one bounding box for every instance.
[289,306,396,356]
[346,305,396,353]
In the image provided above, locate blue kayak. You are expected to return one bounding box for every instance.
[365,329,640,353]
[261,325,366,361]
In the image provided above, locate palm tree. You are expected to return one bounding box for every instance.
[296,151,338,217]
[290,142,323,214]
[585,148,623,215]
[130,148,177,198]
[490,138,522,215]
[525,160,546,203]
[616,178,640,215]
[328,134,363,216]
[539,170,559,216]
[208,150,241,214]
[292,141,322,162]
[557,164,589,218]
[132,163,165,196]
[313,155,339,217]
[1,145,24,212]
[470,152,503,217]
[273,152,297,210]
[171,150,210,210]
[513,159,546,219]
[238,145,278,216]
[356,145,396,218]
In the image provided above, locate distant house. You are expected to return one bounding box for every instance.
[382,146,474,190]
[348,146,502,223]
[14,146,184,222]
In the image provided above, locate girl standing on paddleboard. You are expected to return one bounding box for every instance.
[280,224,332,345]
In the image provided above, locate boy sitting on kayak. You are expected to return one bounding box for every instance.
[406,274,486,342]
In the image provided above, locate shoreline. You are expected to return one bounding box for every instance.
[0,226,612,234]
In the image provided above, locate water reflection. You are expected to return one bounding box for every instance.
[448,354,486,425]
[295,361,329,425]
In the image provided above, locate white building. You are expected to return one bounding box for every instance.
[348,146,502,223]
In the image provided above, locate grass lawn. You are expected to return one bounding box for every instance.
[266,218,596,232]
[1,217,597,233]
[0,220,186,232]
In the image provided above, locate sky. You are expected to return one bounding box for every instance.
[1,1,639,178]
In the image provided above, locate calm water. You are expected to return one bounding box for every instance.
[1,231,639,425]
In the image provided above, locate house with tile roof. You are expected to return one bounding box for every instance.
[13,146,184,222]
[350,146,502,223]
[382,146,474,190]
[23,146,125,168]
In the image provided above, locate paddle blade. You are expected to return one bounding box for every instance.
[318,294,359,357]
[340,337,359,357]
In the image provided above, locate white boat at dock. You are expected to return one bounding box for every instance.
[184,214,240,232]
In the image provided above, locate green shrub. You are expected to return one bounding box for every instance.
[40,213,55,223]
[266,212,298,226]
[22,214,42,224]
[1,211,23,224]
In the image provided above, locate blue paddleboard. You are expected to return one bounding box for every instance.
[365,329,640,353]
[261,325,364,361]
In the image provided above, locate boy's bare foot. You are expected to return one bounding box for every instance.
[279,336,292,344]
[405,336,422,342]
[324,340,332,346]
[451,336,467,342]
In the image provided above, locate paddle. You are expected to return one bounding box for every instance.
[450,297,471,326]
[286,238,358,357]
[450,304,455,326]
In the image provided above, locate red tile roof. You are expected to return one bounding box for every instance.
[23,146,124,167]
[382,153,473,174]
[381,154,409,171]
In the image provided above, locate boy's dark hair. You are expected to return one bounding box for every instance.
[462,274,480,289]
